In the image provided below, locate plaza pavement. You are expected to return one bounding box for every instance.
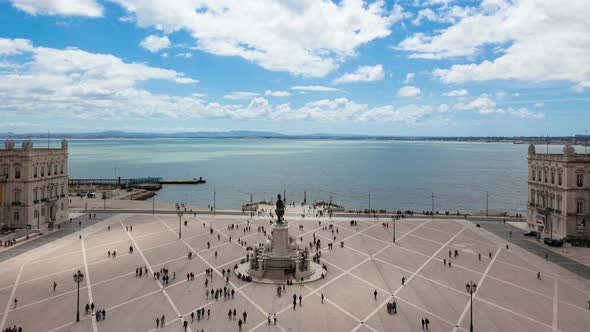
[0,211,588,332]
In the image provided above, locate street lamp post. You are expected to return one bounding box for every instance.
[73,270,84,322]
[466,281,477,332]
[177,211,183,239]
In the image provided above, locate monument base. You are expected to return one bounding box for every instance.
[235,261,325,284]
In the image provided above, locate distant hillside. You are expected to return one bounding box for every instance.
[0,131,586,144]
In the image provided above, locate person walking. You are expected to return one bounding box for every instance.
[183,320,188,331]
[299,295,302,306]
[273,313,277,325]
[268,313,272,324]
[293,294,297,309]
[53,281,57,292]
[537,272,542,280]
[243,311,247,323]
[374,290,377,300]
[321,293,324,304]
[402,277,406,286]
[425,317,430,329]
[421,318,425,329]
[156,317,159,329]
[238,318,243,331]
[393,300,397,314]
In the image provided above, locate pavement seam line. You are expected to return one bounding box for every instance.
[155,215,287,332]
[0,264,23,330]
[452,246,501,332]
[81,238,98,332]
[552,278,558,332]
[119,220,191,332]
[351,223,464,332]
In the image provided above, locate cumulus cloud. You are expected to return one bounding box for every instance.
[404,72,415,83]
[442,89,468,97]
[453,94,544,119]
[398,0,590,91]
[264,90,291,97]
[534,102,544,108]
[398,86,421,97]
[333,64,384,84]
[11,0,103,17]
[223,91,260,100]
[109,0,405,77]
[140,35,171,53]
[291,85,342,92]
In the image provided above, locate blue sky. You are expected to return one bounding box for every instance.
[0,0,588,136]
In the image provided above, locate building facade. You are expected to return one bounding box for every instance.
[0,139,69,229]
[527,144,590,238]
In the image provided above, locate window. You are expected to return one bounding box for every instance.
[532,170,536,181]
[15,167,20,179]
[60,164,64,174]
[33,189,38,201]
[577,201,585,214]
[13,212,19,221]
[34,166,38,178]
[61,203,64,210]
[41,207,45,216]
[558,172,563,186]
[54,164,57,175]
[41,187,46,199]
[60,184,64,196]
[551,171,555,184]
[13,190,20,203]
[577,174,584,187]
[41,166,45,177]
[544,170,548,183]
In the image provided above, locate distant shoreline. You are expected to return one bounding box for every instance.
[1,132,587,145]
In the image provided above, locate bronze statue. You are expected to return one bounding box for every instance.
[275,194,285,224]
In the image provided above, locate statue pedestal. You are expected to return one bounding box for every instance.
[271,224,290,256]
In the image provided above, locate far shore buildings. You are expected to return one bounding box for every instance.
[527,143,590,238]
[0,140,69,229]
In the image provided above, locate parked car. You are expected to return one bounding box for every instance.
[524,231,538,237]
[544,237,563,247]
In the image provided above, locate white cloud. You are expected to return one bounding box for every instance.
[333,64,384,84]
[110,0,405,77]
[264,90,291,97]
[398,86,421,97]
[398,0,590,90]
[223,91,260,100]
[11,0,103,17]
[176,52,193,58]
[140,35,171,53]
[495,91,507,98]
[442,89,468,97]
[0,38,33,55]
[404,72,415,83]
[453,94,544,119]
[0,38,199,119]
[412,5,476,26]
[534,102,544,108]
[291,85,342,92]
[437,104,449,113]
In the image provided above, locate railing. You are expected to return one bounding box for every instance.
[11,202,21,206]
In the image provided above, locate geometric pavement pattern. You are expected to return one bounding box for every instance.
[0,213,588,332]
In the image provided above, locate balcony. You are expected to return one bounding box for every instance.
[33,200,39,204]
[11,202,21,206]
[0,175,7,182]
[60,194,65,198]
[41,198,47,202]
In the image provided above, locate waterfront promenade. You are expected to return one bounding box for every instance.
[0,207,588,331]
